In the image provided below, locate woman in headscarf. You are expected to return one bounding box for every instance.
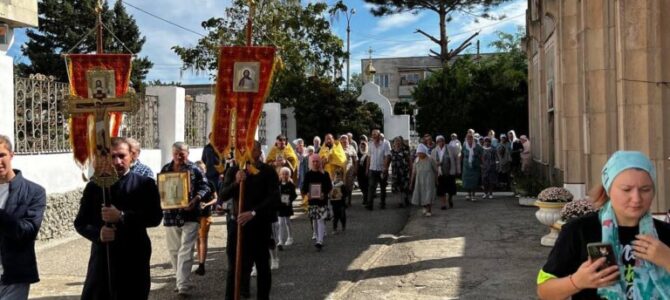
[537,151,670,300]
[410,143,438,217]
[431,135,451,209]
[445,133,462,208]
[339,134,358,207]
[357,141,370,206]
[391,136,411,207]
[462,133,483,201]
[496,134,512,190]
[480,137,498,199]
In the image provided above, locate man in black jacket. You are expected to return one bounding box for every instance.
[0,134,46,299]
[220,140,280,300]
[74,137,163,299]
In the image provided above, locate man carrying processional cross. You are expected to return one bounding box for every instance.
[66,2,163,299]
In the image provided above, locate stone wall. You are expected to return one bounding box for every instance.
[38,188,83,241]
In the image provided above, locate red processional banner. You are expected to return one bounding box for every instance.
[211,46,277,167]
[64,54,133,166]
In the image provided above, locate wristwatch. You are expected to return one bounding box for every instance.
[119,211,126,223]
[251,210,256,217]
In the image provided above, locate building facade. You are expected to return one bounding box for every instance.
[524,0,670,211]
[360,56,441,106]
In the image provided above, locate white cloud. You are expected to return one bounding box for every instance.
[374,11,423,33]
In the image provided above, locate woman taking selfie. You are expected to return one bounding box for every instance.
[537,151,670,299]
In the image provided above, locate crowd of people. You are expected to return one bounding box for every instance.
[3,126,670,300]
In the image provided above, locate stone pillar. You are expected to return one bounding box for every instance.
[262,103,282,150]
[559,0,586,199]
[614,0,669,211]
[146,86,185,165]
[0,55,14,146]
[0,26,15,146]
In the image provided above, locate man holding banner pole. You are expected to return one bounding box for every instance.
[220,141,280,300]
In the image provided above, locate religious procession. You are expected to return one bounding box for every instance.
[3,0,670,299]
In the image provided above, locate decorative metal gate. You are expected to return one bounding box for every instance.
[120,95,160,149]
[14,74,71,154]
[184,100,208,147]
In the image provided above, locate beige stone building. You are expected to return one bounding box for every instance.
[524,0,670,212]
[360,56,441,106]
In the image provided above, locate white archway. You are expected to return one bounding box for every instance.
[357,82,410,140]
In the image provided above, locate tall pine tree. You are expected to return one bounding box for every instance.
[18,0,152,91]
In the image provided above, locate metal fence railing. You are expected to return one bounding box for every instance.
[184,100,208,148]
[14,74,71,154]
[120,95,160,149]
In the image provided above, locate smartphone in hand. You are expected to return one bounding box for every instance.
[587,242,617,269]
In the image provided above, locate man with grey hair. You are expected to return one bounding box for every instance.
[160,141,210,296]
[127,137,154,178]
[0,135,46,299]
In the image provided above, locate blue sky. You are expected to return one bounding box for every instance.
[7,0,527,84]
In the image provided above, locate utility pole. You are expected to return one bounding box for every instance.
[345,8,355,90]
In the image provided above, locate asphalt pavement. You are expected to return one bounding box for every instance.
[28,191,549,299]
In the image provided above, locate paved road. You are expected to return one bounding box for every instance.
[29,191,410,299]
[29,191,549,299]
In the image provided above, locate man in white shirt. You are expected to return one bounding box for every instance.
[0,134,46,299]
[365,129,391,210]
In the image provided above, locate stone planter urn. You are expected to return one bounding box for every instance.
[535,201,566,246]
[534,187,574,247]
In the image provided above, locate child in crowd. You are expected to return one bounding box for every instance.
[330,169,346,234]
[277,167,297,250]
[194,161,218,276]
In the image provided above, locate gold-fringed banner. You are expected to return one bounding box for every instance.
[64,54,132,167]
[211,46,277,168]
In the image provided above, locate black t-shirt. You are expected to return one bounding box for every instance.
[541,213,670,299]
[300,171,332,206]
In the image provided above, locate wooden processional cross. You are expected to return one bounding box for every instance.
[64,69,138,187]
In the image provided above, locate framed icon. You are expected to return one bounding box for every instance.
[309,183,322,199]
[157,171,191,209]
[86,69,116,100]
[232,61,260,93]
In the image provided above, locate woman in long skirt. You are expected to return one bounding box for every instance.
[480,137,498,199]
[462,133,483,201]
[410,144,438,217]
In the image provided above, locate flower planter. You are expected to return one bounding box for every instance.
[535,201,567,247]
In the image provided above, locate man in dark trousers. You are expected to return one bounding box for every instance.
[0,134,46,299]
[74,137,163,300]
[220,140,280,300]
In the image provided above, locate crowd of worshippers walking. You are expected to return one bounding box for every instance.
[0,126,530,299]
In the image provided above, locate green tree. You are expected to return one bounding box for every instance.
[393,101,416,115]
[18,0,153,91]
[414,30,528,137]
[363,0,508,66]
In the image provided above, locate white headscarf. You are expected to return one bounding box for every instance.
[464,136,475,167]
[447,135,462,175]
[417,143,429,155]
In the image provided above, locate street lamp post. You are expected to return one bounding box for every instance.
[345,8,355,91]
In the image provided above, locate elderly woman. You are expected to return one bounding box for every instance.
[462,133,483,201]
[339,134,358,207]
[480,137,497,199]
[431,135,452,209]
[357,141,370,206]
[496,135,512,190]
[391,136,411,207]
[445,133,462,208]
[537,151,670,299]
[410,144,438,217]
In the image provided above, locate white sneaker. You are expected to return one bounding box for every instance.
[488,194,494,199]
[271,258,279,270]
[250,265,257,277]
[285,237,294,246]
[425,212,432,217]
[312,233,317,240]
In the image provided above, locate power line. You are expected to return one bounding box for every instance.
[122,1,207,37]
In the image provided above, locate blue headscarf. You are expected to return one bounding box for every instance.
[598,151,670,300]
